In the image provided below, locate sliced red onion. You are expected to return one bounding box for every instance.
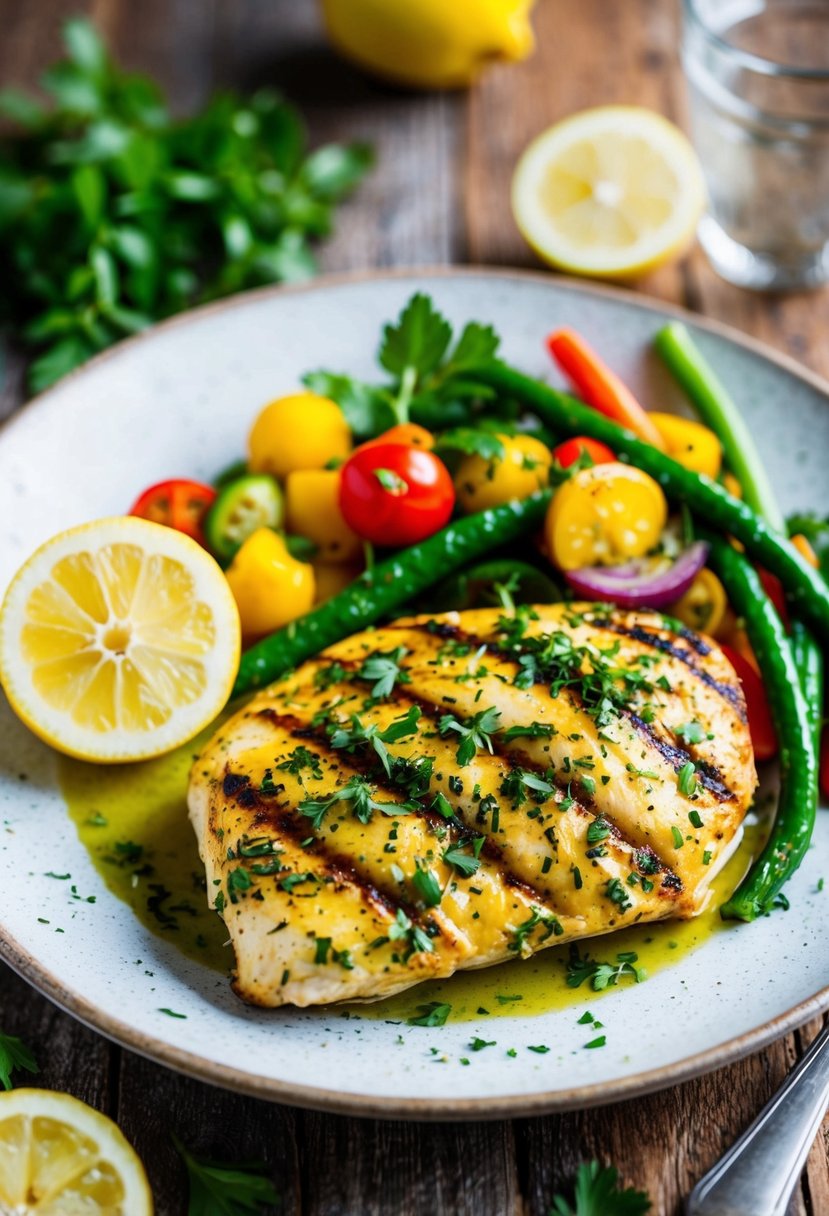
[564,541,709,609]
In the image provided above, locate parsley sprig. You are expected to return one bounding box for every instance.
[0,19,372,392]
[329,706,421,775]
[439,706,502,767]
[0,1031,38,1090]
[298,774,404,828]
[549,1160,651,1216]
[173,1134,279,1216]
[304,292,506,437]
[356,646,411,698]
[566,947,646,991]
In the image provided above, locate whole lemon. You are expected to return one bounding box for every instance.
[319,0,536,90]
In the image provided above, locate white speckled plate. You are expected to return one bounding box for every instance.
[1,268,828,1119]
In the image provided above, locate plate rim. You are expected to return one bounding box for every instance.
[3,263,828,1120]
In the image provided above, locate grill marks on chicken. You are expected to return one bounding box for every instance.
[188,604,756,1008]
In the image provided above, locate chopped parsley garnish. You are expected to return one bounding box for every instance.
[442,838,485,877]
[670,826,684,849]
[677,761,698,797]
[675,720,705,745]
[509,906,562,955]
[412,862,443,908]
[501,722,555,742]
[298,774,404,828]
[500,767,554,808]
[330,706,421,775]
[586,817,610,844]
[688,809,704,829]
[605,878,632,913]
[388,753,434,799]
[277,746,323,780]
[387,908,434,959]
[0,1032,38,1091]
[470,1037,496,1051]
[356,646,411,697]
[226,867,254,903]
[566,947,645,991]
[278,871,319,894]
[432,791,456,819]
[314,661,349,690]
[439,705,502,766]
[527,1044,550,1054]
[407,1001,451,1027]
[584,1035,607,1050]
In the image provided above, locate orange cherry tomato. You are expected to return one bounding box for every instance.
[362,423,435,450]
[552,437,616,469]
[722,643,778,761]
[129,478,217,546]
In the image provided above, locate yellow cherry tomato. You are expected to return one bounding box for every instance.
[225,528,314,638]
[313,561,364,604]
[248,393,351,478]
[668,567,727,637]
[545,462,667,570]
[285,469,362,564]
[649,413,722,479]
[319,0,536,91]
[455,434,552,513]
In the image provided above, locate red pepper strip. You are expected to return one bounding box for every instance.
[722,643,778,762]
[546,329,667,450]
[757,567,791,632]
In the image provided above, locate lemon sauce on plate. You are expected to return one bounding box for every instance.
[59,739,766,1022]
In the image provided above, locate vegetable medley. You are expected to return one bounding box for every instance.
[50,293,829,917]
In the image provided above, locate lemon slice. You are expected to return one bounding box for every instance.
[512,106,706,278]
[0,1088,152,1214]
[0,517,240,762]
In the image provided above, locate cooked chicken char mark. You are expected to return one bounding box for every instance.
[188,604,756,1008]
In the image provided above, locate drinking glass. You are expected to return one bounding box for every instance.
[682,0,829,291]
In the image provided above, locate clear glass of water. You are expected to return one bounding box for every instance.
[683,0,829,291]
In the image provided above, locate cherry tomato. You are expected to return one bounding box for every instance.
[722,643,778,762]
[338,442,455,547]
[551,437,616,469]
[129,479,217,545]
[757,567,790,631]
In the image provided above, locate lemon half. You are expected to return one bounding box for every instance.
[0,517,240,762]
[0,1088,152,1214]
[512,106,706,279]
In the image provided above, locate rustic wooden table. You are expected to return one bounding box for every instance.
[2,2,829,1213]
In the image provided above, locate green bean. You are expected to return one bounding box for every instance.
[701,535,818,920]
[474,360,829,645]
[232,490,551,696]
[790,620,824,761]
[654,323,785,531]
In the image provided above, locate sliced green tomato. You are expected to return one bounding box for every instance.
[205,474,284,564]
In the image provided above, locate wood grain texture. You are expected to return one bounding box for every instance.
[1,1,828,1213]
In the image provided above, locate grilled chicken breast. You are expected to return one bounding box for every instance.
[188,604,756,1008]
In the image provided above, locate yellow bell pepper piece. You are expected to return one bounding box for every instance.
[545,462,667,570]
[669,568,727,637]
[649,412,722,479]
[455,434,552,514]
[285,469,363,564]
[225,528,314,638]
[248,392,351,479]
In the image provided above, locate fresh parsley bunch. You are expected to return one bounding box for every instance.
[0,18,372,392]
[550,1160,651,1216]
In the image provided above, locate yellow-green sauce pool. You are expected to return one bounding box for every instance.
[59,737,764,1023]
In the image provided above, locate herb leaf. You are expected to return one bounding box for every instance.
[0,1032,38,1091]
[173,1134,279,1216]
[548,1159,651,1216]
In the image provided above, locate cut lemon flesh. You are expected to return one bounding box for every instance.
[512,106,706,278]
[0,1089,152,1215]
[0,517,241,762]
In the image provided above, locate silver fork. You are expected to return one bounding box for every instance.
[687,1021,829,1216]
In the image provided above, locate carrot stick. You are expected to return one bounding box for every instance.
[546,328,666,449]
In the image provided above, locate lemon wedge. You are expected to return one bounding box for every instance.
[0,517,240,762]
[0,1088,152,1215]
[512,106,706,279]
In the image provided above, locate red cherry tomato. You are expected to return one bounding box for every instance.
[338,442,455,547]
[129,478,217,546]
[552,437,616,469]
[722,643,778,762]
[757,566,791,631]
